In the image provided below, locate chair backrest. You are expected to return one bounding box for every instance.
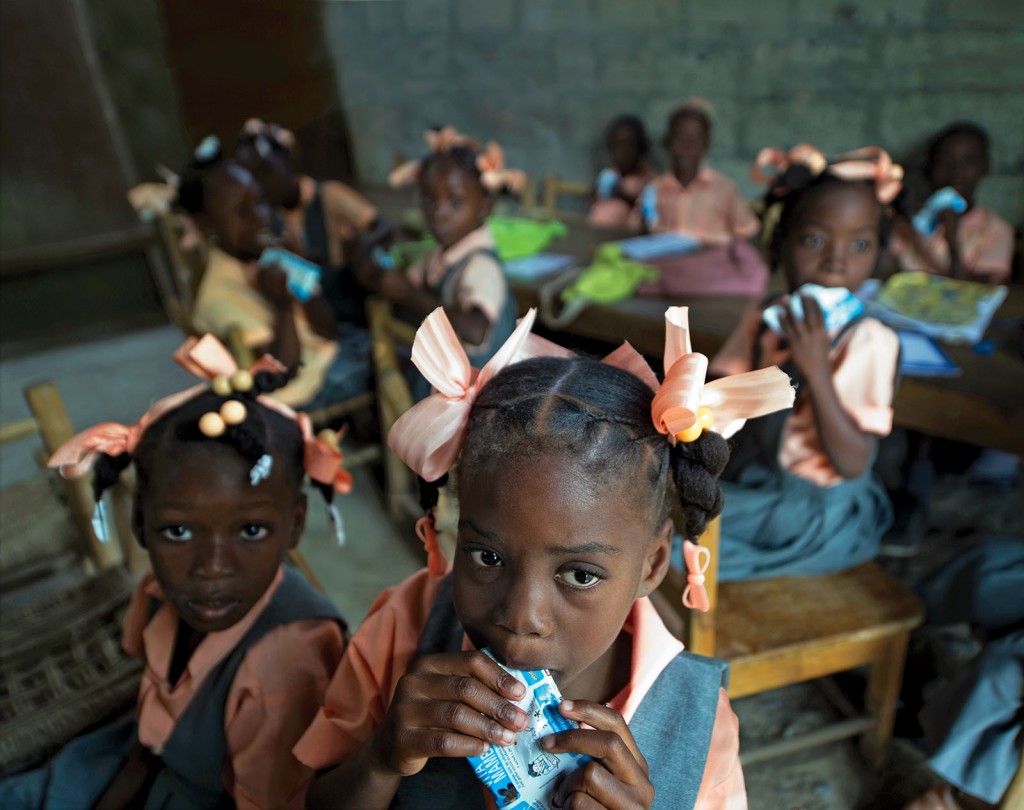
[366,296,422,522]
[542,174,591,223]
[1,381,131,572]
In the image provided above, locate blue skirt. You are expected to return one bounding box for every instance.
[716,460,893,582]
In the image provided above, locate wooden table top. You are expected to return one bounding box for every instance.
[362,186,1024,454]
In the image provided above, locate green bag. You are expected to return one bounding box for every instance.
[540,244,659,328]
[486,216,567,260]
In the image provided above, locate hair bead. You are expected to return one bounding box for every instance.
[220,400,247,425]
[198,412,226,437]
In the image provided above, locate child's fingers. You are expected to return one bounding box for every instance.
[411,697,520,746]
[551,761,650,809]
[400,727,494,760]
[801,294,825,330]
[410,653,529,731]
[542,728,648,790]
[419,651,527,702]
[557,700,648,775]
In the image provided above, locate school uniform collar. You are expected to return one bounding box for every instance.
[141,565,286,692]
[435,224,495,268]
[661,164,715,192]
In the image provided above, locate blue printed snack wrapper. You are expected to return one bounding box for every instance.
[467,650,590,809]
[762,283,863,334]
[258,247,322,302]
[596,168,619,200]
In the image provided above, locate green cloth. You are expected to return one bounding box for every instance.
[485,216,567,260]
[562,244,659,305]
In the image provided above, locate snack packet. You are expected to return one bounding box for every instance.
[467,650,590,809]
[762,283,863,334]
[258,247,322,302]
[912,186,967,236]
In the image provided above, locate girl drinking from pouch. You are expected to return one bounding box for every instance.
[296,305,793,809]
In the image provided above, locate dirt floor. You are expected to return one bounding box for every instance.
[735,467,1023,809]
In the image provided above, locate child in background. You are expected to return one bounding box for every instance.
[587,114,656,229]
[634,99,759,247]
[179,136,373,410]
[888,121,1014,284]
[710,145,903,581]
[0,335,349,810]
[295,305,794,809]
[235,119,391,325]
[361,127,521,400]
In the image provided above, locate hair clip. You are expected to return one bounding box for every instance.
[91,500,111,543]
[250,453,273,486]
[194,135,220,162]
[326,502,346,546]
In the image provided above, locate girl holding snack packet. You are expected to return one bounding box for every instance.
[709,144,903,581]
[297,305,795,809]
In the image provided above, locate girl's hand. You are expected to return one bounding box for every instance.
[370,651,529,778]
[257,263,294,308]
[780,294,832,385]
[543,700,654,810]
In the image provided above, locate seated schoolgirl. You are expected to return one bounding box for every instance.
[0,335,350,809]
[295,306,794,809]
[888,121,1014,284]
[234,119,391,324]
[710,144,904,581]
[633,99,759,248]
[360,127,522,400]
[587,114,656,229]
[179,136,372,410]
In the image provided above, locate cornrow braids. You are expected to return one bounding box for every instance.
[420,147,484,191]
[90,367,304,508]
[457,356,729,542]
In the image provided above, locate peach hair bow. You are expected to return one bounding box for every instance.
[651,307,795,443]
[750,144,828,186]
[241,117,296,152]
[829,146,904,204]
[388,126,525,193]
[682,540,711,612]
[49,335,351,495]
[387,307,539,482]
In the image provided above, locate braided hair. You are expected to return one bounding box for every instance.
[90,366,324,508]
[175,136,232,217]
[421,356,729,543]
[419,146,485,192]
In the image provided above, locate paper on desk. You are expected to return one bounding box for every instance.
[616,233,701,261]
[504,253,575,281]
[897,330,961,377]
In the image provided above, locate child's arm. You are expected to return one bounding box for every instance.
[94,741,160,810]
[539,701,655,809]
[781,297,876,479]
[306,651,528,810]
[255,264,302,368]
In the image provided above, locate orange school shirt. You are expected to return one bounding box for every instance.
[122,567,346,810]
[888,205,1014,284]
[295,568,747,809]
[711,309,899,487]
[632,166,760,247]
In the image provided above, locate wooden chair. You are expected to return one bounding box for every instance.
[366,296,421,522]
[652,516,925,767]
[541,174,592,223]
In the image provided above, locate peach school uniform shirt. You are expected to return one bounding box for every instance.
[632,166,760,247]
[295,568,747,810]
[122,567,344,810]
[711,308,899,487]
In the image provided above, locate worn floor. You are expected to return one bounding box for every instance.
[1,324,1020,808]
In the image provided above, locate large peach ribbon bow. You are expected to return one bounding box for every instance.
[388,307,538,483]
[828,147,904,204]
[651,307,795,443]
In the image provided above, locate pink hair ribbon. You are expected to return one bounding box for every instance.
[828,146,904,204]
[388,126,525,193]
[48,335,352,494]
[652,307,795,443]
[750,143,828,185]
[681,540,711,612]
[387,307,538,481]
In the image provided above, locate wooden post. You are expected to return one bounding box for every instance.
[861,629,910,766]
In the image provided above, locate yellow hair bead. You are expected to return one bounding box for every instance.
[317,429,339,449]
[698,406,714,431]
[198,412,226,437]
[675,422,704,443]
[211,375,232,397]
[230,370,253,393]
[220,400,247,425]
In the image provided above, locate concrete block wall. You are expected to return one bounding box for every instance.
[322,0,1024,223]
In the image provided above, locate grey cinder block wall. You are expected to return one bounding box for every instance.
[323,0,1024,223]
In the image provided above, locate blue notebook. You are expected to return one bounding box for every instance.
[504,253,575,281]
[898,330,960,377]
[616,233,701,261]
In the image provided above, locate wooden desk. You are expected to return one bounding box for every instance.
[361,186,1024,454]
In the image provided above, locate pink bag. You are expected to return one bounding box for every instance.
[635,240,769,298]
